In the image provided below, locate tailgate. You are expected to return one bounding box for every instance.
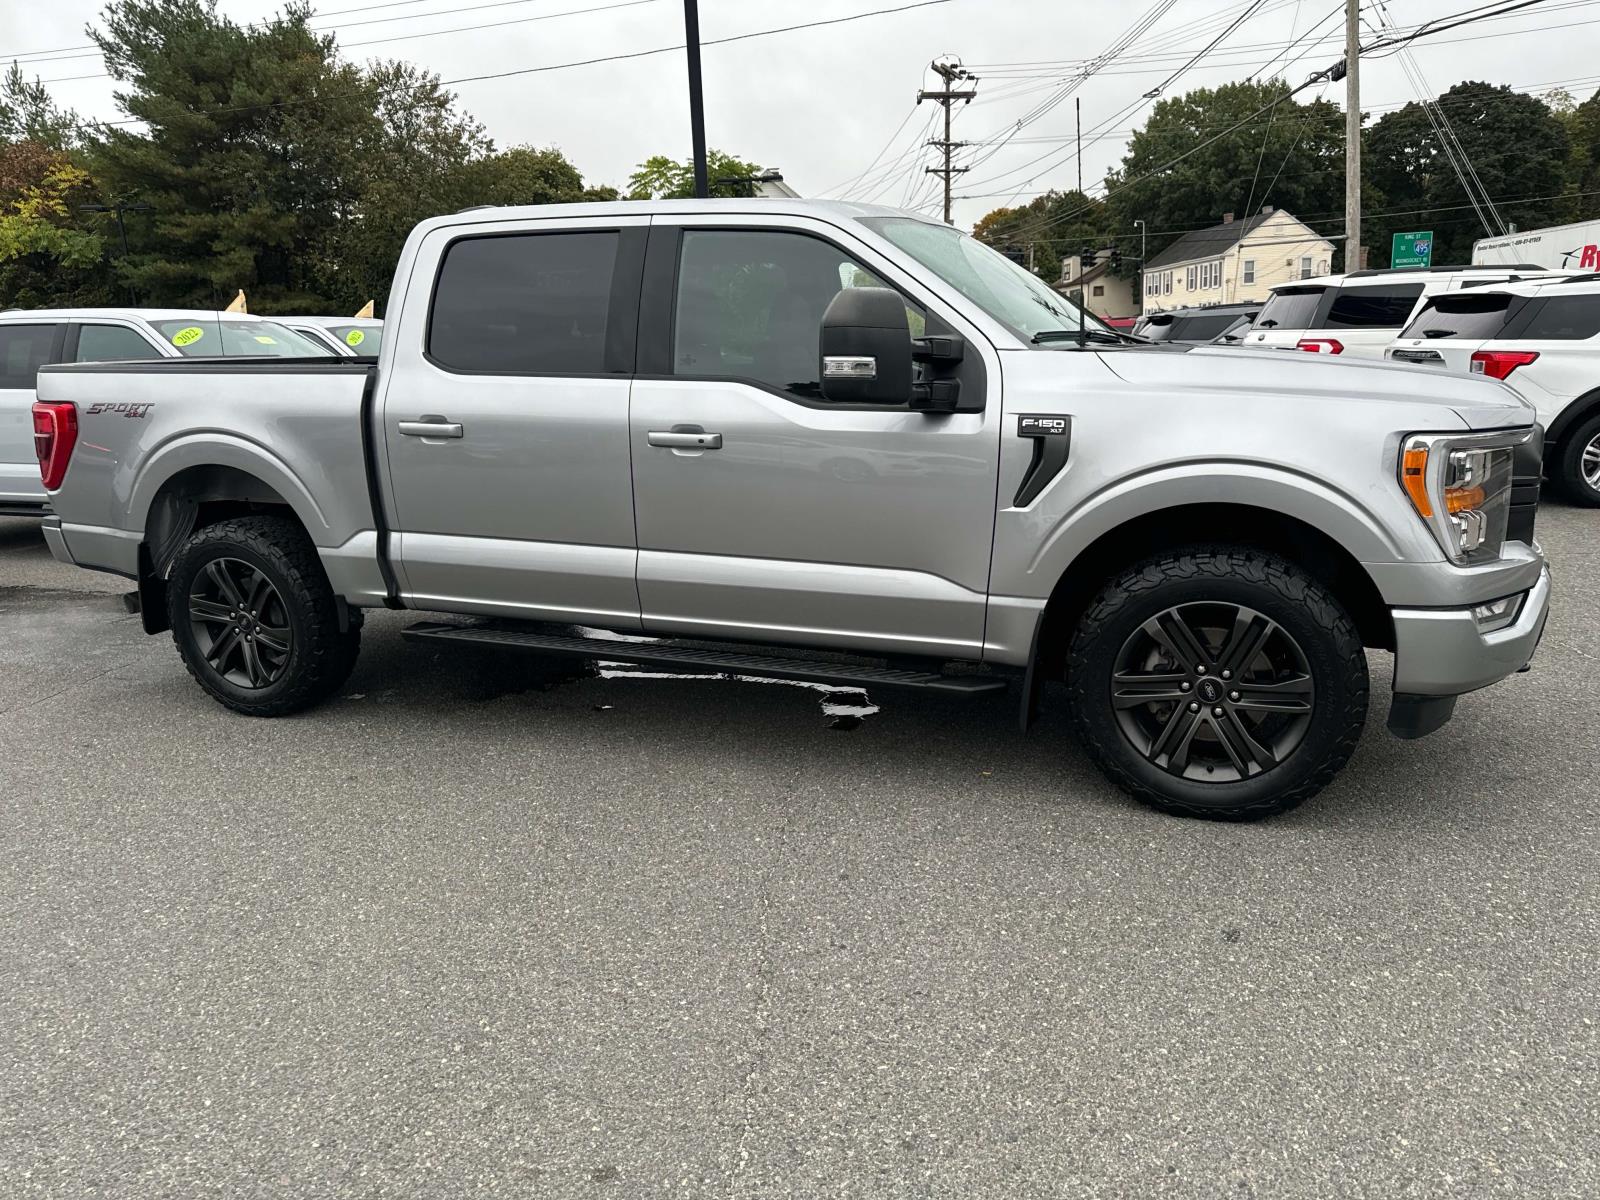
[1386,337,1486,374]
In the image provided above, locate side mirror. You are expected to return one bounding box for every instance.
[819,287,913,404]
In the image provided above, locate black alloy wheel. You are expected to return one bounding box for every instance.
[1111,602,1314,782]
[187,557,294,689]
[1065,547,1368,821]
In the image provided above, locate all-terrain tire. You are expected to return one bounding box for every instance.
[1553,411,1600,507]
[166,515,360,716]
[1065,546,1369,821]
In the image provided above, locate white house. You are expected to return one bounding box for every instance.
[1141,207,1334,314]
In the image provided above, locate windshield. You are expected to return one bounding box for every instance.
[153,318,338,358]
[858,216,1113,342]
[328,324,381,354]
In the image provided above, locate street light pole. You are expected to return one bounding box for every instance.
[1133,218,1147,308]
[80,201,151,305]
[683,0,709,198]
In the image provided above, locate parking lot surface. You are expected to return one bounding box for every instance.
[2,506,1596,1199]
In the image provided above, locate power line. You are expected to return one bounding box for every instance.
[82,0,955,127]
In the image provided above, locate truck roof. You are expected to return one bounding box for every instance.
[428,197,938,233]
[0,307,279,322]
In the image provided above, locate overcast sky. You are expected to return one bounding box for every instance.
[2,0,1595,232]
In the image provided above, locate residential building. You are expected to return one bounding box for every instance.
[1141,207,1334,314]
[1055,250,1139,320]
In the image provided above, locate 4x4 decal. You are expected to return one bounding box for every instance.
[86,402,154,418]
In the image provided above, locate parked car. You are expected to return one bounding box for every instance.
[0,309,333,517]
[1244,265,1566,359]
[31,199,1550,821]
[1386,276,1600,505]
[279,315,384,357]
[1133,302,1260,345]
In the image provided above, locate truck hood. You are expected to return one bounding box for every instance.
[1095,344,1535,431]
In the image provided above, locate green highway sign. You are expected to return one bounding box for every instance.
[1391,230,1434,269]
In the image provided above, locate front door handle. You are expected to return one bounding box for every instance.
[648,430,723,450]
[398,418,464,439]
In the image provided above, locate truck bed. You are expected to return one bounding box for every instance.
[35,357,386,604]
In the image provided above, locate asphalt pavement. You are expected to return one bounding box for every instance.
[1,504,1596,1199]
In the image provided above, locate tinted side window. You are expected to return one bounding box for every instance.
[1322,284,1424,329]
[672,229,915,399]
[429,232,618,373]
[1520,295,1600,340]
[1400,294,1513,341]
[75,324,160,362]
[0,324,59,389]
[1254,287,1324,330]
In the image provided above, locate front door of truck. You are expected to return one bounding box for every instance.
[378,216,647,626]
[626,217,1003,659]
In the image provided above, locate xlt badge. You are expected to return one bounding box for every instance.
[1018,415,1068,436]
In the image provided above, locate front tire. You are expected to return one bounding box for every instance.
[1554,412,1600,507]
[1066,548,1369,821]
[166,515,360,716]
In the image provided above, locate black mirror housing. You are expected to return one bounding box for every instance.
[819,287,913,404]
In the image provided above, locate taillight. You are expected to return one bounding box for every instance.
[32,401,78,491]
[1296,338,1344,354]
[1469,350,1538,380]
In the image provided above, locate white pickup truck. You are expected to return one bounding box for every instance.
[29,199,1552,821]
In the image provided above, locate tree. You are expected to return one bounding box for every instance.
[1365,82,1571,267]
[1102,80,1348,263]
[0,63,80,149]
[971,189,1109,283]
[327,59,493,312]
[0,142,112,306]
[464,145,587,207]
[626,149,766,199]
[85,0,379,310]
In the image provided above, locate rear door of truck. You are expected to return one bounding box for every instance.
[376,212,649,627]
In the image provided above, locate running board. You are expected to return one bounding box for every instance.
[403,622,1009,696]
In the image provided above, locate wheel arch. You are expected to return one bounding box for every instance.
[1018,501,1393,730]
[1544,385,1600,450]
[131,444,326,635]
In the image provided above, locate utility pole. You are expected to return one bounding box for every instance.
[1344,0,1361,271]
[918,59,976,225]
[1075,97,1083,195]
[683,0,709,198]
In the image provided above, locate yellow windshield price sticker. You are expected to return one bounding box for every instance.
[171,326,204,347]
[344,329,365,347]
[254,336,277,345]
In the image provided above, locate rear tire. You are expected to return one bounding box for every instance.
[1553,412,1600,507]
[1065,547,1368,821]
[166,515,360,716]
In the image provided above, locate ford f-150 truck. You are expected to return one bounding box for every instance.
[31,199,1551,820]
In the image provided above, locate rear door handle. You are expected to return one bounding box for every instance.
[398,418,464,439]
[648,430,723,449]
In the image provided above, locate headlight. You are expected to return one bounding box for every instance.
[1399,430,1528,564]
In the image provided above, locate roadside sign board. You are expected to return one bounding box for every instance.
[1391,231,1434,269]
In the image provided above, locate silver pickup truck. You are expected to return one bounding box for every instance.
[32,199,1551,820]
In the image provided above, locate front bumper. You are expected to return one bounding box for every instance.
[1390,563,1551,697]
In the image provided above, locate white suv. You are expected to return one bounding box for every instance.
[1246,265,1563,360]
[1385,277,1600,504]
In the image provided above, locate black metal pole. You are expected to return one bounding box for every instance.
[683,0,709,198]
